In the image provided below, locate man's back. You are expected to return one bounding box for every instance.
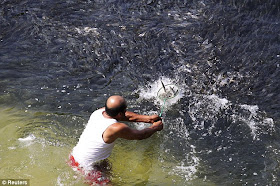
[72,108,117,170]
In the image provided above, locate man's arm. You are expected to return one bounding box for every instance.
[103,121,163,143]
[120,111,161,123]
[99,107,160,123]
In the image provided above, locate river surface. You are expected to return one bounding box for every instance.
[0,0,279,185]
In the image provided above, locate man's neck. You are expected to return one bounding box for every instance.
[102,111,114,119]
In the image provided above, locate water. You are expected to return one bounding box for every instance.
[0,0,279,185]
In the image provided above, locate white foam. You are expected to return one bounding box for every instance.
[240,104,259,116]
[18,134,36,142]
[188,94,230,131]
[188,93,275,140]
[138,77,173,100]
[18,134,36,147]
[263,118,274,128]
[236,104,275,140]
[207,94,229,110]
[138,77,183,106]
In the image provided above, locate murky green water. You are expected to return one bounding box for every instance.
[0,106,214,185]
[0,107,79,185]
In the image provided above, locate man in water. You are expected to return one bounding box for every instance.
[69,95,163,185]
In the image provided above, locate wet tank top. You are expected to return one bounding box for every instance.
[72,108,117,170]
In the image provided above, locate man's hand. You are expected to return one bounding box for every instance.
[151,120,163,131]
[149,115,162,123]
[122,112,162,123]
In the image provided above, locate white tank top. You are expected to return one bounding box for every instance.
[72,108,117,170]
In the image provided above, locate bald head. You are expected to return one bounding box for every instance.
[105,95,127,117]
[106,95,125,108]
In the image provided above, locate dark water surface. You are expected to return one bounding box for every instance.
[1,0,280,185]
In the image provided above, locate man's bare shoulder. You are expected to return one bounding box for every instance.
[103,122,131,143]
[109,122,129,131]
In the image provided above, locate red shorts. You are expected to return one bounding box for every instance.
[68,154,110,185]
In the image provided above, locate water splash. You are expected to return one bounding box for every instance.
[18,134,36,142]
[18,134,36,147]
[233,104,275,140]
[138,77,183,107]
[172,145,200,182]
[188,93,275,140]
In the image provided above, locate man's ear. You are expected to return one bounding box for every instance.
[117,112,125,120]
[114,112,121,119]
